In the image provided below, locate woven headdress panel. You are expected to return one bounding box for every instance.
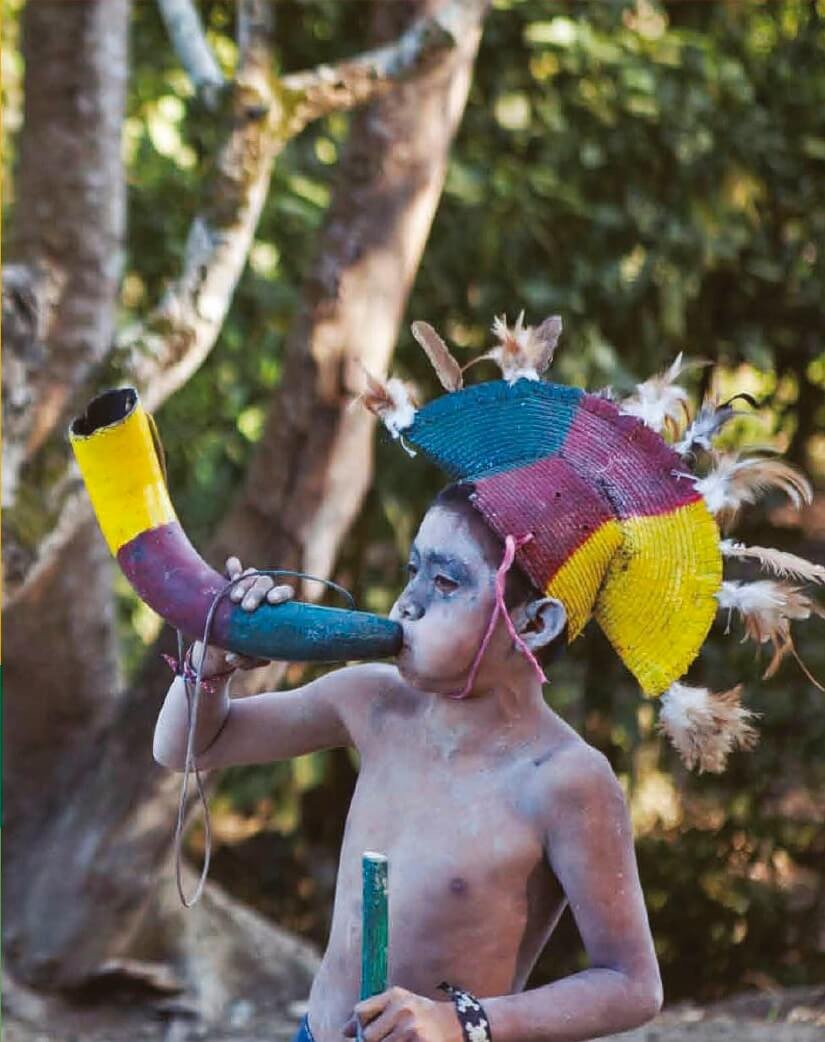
[402,379,722,695]
[360,313,822,772]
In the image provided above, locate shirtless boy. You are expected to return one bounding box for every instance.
[154,480,663,1042]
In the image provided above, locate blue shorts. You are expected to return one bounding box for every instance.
[291,1014,316,1042]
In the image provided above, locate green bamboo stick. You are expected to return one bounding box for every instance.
[360,851,389,1001]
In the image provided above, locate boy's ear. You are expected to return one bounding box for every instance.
[516,596,567,652]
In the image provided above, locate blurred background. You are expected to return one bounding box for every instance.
[2,1,824,1040]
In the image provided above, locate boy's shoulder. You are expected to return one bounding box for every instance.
[326,662,412,738]
[531,730,627,833]
[335,661,406,699]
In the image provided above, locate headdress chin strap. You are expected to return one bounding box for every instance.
[447,531,548,699]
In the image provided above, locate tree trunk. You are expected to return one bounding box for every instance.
[2,0,129,980]
[2,0,484,996]
[8,0,128,469]
[2,0,128,816]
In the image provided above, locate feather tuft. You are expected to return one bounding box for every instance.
[693,452,813,529]
[410,321,463,392]
[716,579,825,688]
[619,353,697,436]
[463,311,562,385]
[720,540,825,585]
[675,394,756,456]
[356,364,417,438]
[658,682,759,774]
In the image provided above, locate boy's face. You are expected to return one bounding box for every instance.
[389,503,505,694]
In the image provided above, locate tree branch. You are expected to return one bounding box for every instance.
[280,0,483,131]
[112,0,472,413]
[4,0,473,608]
[156,0,226,109]
[111,0,276,413]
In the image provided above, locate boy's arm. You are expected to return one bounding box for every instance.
[153,660,391,772]
[153,554,392,772]
[483,746,663,1042]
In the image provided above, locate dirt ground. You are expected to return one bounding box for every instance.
[3,977,824,1042]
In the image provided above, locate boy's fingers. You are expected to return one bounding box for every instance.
[354,992,391,1023]
[361,1008,400,1042]
[190,641,205,669]
[266,584,295,604]
[242,576,274,610]
[227,651,263,670]
[225,556,242,579]
[241,655,268,670]
[231,567,258,602]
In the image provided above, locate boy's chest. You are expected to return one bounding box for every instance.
[342,749,551,910]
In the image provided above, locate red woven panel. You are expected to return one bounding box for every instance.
[564,395,701,518]
[472,454,615,590]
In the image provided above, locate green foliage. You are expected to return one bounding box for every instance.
[6,0,824,1004]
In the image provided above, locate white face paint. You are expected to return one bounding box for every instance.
[390,503,568,699]
[390,505,498,694]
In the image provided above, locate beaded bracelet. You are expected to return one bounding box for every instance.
[437,982,492,1042]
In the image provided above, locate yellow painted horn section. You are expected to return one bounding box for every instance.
[69,388,176,555]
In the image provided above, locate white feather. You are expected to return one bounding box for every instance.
[675,399,741,455]
[694,453,812,519]
[716,579,786,617]
[659,682,758,774]
[620,352,690,434]
[720,540,825,585]
[380,378,417,437]
[357,366,418,439]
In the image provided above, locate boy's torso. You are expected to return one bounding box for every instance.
[306,670,574,1042]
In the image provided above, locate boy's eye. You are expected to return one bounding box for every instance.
[435,574,458,592]
[405,563,418,577]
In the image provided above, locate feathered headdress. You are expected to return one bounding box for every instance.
[360,314,823,773]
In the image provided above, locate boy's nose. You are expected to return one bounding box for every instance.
[398,599,424,621]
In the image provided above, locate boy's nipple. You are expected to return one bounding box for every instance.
[449,875,468,896]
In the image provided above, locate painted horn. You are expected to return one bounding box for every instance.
[68,388,403,662]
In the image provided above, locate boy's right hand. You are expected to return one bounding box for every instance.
[191,556,295,678]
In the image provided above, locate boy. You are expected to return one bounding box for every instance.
[154,477,663,1042]
[156,309,809,1042]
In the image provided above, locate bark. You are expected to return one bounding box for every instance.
[3,0,485,993]
[156,0,226,109]
[2,264,46,509]
[4,865,320,1035]
[8,0,128,464]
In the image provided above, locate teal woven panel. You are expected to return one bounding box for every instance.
[405,379,583,479]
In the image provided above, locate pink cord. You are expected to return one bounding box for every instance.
[447,532,548,699]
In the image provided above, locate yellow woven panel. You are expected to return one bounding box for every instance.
[70,403,176,554]
[594,500,722,696]
[545,519,623,639]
